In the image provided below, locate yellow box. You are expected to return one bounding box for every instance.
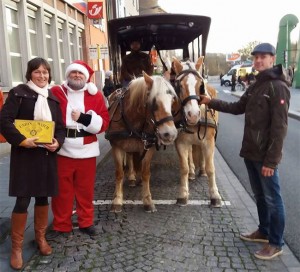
[14,120,55,144]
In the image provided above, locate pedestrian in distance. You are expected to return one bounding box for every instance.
[119,38,153,87]
[47,60,109,239]
[200,43,290,260]
[103,70,115,98]
[0,57,65,270]
[231,70,237,91]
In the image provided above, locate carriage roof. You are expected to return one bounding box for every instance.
[107,14,211,85]
[107,13,211,54]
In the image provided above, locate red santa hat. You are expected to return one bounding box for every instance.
[65,60,98,95]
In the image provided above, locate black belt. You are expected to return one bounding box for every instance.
[66,128,93,138]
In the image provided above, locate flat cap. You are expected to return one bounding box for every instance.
[251,43,276,56]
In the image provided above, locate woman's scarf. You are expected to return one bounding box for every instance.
[27,80,52,121]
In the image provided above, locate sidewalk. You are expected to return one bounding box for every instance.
[0,87,299,271]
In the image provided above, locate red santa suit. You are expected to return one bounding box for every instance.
[50,61,109,232]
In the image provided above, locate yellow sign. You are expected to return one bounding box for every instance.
[14,120,55,144]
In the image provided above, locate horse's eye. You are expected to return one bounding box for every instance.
[166,89,173,95]
[152,99,158,111]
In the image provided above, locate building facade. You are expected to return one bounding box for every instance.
[0,0,161,92]
[0,0,124,92]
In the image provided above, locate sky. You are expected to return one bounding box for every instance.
[158,0,300,54]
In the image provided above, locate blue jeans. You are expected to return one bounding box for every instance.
[244,159,285,248]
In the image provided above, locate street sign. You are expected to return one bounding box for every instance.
[226,53,241,62]
[89,45,98,59]
[87,1,103,19]
[99,45,109,59]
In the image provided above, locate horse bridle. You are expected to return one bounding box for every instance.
[143,88,175,151]
[173,66,202,130]
[107,86,175,154]
[173,65,217,140]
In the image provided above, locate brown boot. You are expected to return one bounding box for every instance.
[34,205,52,256]
[10,212,27,270]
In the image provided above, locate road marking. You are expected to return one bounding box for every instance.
[93,199,231,206]
[223,90,231,94]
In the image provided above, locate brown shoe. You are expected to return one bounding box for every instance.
[240,229,268,243]
[254,244,283,260]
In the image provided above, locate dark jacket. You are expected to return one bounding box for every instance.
[208,64,290,168]
[103,78,115,97]
[0,84,65,197]
[120,51,153,83]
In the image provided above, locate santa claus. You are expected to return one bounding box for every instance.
[48,60,109,238]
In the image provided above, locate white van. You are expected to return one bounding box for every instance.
[221,65,254,87]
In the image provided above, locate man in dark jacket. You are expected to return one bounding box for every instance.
[231,70,237,91]
[200,43,290,260]
[103,71,115,97]
[119,38,153,87]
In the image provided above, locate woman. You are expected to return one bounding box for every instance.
[0,58,65,270]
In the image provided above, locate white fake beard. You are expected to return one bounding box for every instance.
[67,78,86,90]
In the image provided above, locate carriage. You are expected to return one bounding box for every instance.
[107,13,211,85]
[105,13,222,212]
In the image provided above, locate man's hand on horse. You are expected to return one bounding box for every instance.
[199,95,211,105]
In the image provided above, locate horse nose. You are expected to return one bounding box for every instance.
[160,128,178,143]
[188,110,200,118]
[187,110,200,125]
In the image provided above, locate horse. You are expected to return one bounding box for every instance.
[172,57,222,208]
[105,72,178,213]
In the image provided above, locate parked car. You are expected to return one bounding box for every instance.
[221,65,254,87]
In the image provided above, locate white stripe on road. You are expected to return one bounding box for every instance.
[93,199,231,206]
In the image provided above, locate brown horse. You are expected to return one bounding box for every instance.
[106,72,178,213]
[172,57,222,208]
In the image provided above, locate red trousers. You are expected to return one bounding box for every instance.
[51,155,96,232]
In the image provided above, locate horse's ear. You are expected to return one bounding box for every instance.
[143,71,153,88]
[172,57,183,75]
[195,56,204,71]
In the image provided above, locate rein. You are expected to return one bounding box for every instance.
[106,86,174,160]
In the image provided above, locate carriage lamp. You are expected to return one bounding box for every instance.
[188,22,194,27]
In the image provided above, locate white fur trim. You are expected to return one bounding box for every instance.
[58,139,100,158]
[65,63,89,80]
[84,110,103,133]
[87,82,98,95]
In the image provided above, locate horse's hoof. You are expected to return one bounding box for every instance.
[210,199,222,208]
[110,205,122,213]
[189,173,196,180]
[128,180,136,187]
[144,205,157,213]
[176,198,188,206]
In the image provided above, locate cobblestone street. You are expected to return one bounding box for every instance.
[20,146,299,272]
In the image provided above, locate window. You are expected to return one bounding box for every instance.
[57,19,66,79]
[78,29,83,60]
[44,13,54,78]
[27,5,38,58]
[69,24,75,61]
[6,4,22,83]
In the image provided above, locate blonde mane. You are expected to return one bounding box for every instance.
[127,75,176,110]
